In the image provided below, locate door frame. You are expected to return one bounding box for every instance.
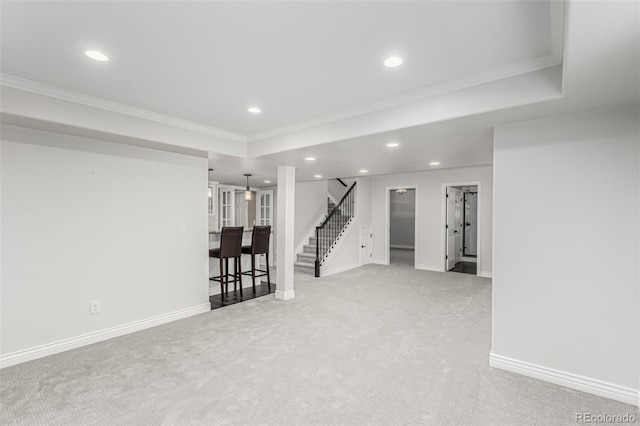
[384,185,418,266]
[442,181,481,275]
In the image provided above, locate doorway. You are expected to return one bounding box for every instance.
[389,188,416,267]
[444,184,479,275]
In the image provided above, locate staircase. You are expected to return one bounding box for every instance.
[294,199,334,273]
[295,183,356,276]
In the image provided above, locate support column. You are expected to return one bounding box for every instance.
[275,166,295,300]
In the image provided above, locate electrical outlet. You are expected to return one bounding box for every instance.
[179,223,186,233]
[90,299,101,315]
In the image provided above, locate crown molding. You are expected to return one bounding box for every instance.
[0,73,247,143]
[246,54,561,143]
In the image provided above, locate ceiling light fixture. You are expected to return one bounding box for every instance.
[314,174,322,178]
[85,50,109,62]
[384,56,403,68]
[396,189,407,194]
[386,142,399,148]
[305,157,316,161]
[244,173,252,200]
[248,107,261,114]
[430,161,441,166]
[360,169,368,173]
[264,180,271,184]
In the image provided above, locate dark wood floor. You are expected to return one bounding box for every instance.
[210,282,276,310]
[449,261,477,275]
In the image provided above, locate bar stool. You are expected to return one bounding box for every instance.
[209,226,244,303]
[241,226,272,292]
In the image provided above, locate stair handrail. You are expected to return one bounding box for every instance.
[315,182,357,277]
[318,182,356,228]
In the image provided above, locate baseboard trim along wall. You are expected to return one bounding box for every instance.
[275,290,295,300]
[0,303,212,369]
[479,271,493,278]
[390,245,415,250]
[490,353,639,406]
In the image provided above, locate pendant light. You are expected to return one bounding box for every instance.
[244,173,252,201]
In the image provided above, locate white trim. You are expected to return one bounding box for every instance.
[0,303,211,369]
[275,290,295,300]
[479,271,493,279]
[322,262,362,277]
[391,244,415,250]
[0,74,246,143]
[385,185,419,267]
[462,256,477,262]
[442,182,483,277]
[415,264,443,272]
[370,259,388,265]
[489,353,638,406]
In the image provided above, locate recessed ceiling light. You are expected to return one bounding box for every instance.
[359,169,368,173]
[248,107,261,114]
[314,174,322,178]
[264,180,271,184]
[384,56,403,68]
[304,157,316,161]
[430,161,441,166]
[85,50,109,62]
[386,142,399,148]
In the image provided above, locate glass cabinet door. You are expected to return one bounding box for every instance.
[257,190,273,226]
[218,186,234,229]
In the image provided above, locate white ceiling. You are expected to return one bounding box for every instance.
[1,1,638,187]
[1,1,554,137]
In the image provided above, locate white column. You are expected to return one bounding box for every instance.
[275,166,295,300]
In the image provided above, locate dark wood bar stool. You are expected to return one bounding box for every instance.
[209,226,244,303]
[241,226,272,292]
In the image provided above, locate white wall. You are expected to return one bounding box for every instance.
[390,189,416,249]
[492,107,639,404]
[1,126,209,365]
[294,180,328,251]
[370,165,493,275]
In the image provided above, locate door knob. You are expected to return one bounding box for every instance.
[361,245,366,248]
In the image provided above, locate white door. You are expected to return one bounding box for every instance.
[446,187,463,270]
[360,226,373,265]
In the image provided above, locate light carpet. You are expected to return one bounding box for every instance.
[1,264,637,425]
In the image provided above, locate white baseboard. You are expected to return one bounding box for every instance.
[370,259,388,265]
[479,271,493,278]
[322,262,361,277]
[415,264,443,272]
[0,303,211,369]
[462,256,477,262]
[489,353,639,406]
[275,289,295,300]
[390,245,415,250]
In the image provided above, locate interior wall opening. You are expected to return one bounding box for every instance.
[389,188,416,267]
[446,185,478,275]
